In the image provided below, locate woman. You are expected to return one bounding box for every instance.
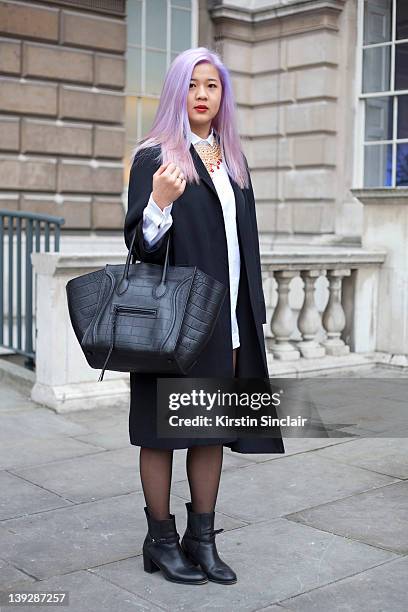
[124,47,285,586]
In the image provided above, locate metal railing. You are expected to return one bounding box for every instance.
[0,210,65,370]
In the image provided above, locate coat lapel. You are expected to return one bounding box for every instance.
[189,143,246,225]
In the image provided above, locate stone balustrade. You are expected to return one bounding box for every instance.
[27,245,388,412]
[260,247,387,368]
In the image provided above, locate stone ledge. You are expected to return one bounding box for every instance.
[31,251,125,275]
[0,355,35,394]
[267,351,408,377]
[352,188,408,206]
[261,246,387,269]
[45,0,125,17]
[2,350,405,411]
[209,0,347,22]
[31,378,130,413]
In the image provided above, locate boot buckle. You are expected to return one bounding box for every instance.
[187,528,224,542]
[151,534,180,544]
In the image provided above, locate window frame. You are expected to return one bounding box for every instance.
[123,0,198,205]
[126,0,198,143]
[356,0,408,188]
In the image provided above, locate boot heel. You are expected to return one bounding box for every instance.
[143,551,160,573]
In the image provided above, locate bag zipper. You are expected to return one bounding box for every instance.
[115,305,157,317]
[98,304,158,381]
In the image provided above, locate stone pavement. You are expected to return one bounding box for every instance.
[0,366,407,612]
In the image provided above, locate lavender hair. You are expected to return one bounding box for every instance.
[131,47,250,189]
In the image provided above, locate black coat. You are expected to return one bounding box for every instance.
[124,144,285,454]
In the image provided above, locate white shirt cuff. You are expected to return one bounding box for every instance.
[142,192,173,249]
[145,193,173,224]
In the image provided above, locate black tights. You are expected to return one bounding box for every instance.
[139,348,238,521]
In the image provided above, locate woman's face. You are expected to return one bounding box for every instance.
[187,62,222,137]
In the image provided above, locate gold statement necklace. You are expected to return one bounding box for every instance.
[193,140,222,177]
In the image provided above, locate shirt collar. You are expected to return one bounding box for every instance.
[190,126,215,146]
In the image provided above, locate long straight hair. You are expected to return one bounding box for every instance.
[131,47,250,189]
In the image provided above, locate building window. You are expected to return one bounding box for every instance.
[361,0,408,187]
[124,0,197,178]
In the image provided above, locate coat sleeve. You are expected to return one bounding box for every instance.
[243,155,267,324]
[124,147,170,265]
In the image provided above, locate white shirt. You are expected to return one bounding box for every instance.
[141,127,241,349]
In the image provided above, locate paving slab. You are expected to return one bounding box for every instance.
[0,437,106,471]
[63,405,129,432]
[0,569,164,612]
[0,557,35,591]
[313,437,408,479]
[0,385,34,412]
[0,491,245,581]
[254,607,286,611]
[173,447,257,472]
[308,398,408,435]
[9,446,257,505]
[92,517,395,611]
[73,426,131,450]
[224,438,356,464]
[171,452,397,523]
[0,401,34,414]
[282,377,406,399]
[1,375,407,611]
[0,492,142,580]
[286,480,408,553]
[0,408,89,441]
[9,447,142,504]
[279,379,408,436]
[0,471,73,520]
[278,556,408,612]
[335,424,386,436]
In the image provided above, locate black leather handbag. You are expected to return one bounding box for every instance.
[66,227,227,381]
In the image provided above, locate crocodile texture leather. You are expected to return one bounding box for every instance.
[66,268,106,345]
[66,261,227,381]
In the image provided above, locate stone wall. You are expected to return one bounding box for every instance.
[209,0,360,244]
[0,0,126,230]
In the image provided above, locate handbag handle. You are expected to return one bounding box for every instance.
[116,225,171,297]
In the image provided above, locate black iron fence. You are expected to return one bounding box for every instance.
[0,210,65,370]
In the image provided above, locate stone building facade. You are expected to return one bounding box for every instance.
[207,0,358,246]
[0,1,399,247]
[0,0,126,232]
[3,0,408,393]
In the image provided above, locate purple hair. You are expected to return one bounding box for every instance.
[131,47,250,189]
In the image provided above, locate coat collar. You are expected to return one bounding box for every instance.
[189,140,246,224]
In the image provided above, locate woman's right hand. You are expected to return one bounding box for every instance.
[152,161,186,210]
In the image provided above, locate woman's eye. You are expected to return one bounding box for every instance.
[189,83,217,88]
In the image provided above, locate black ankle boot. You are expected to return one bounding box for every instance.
[181,502,237,584]
[142,506,208,584]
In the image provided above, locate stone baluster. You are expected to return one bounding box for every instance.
[296,269,326,358]
[269,270,300,360]
[321,268,351,355]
